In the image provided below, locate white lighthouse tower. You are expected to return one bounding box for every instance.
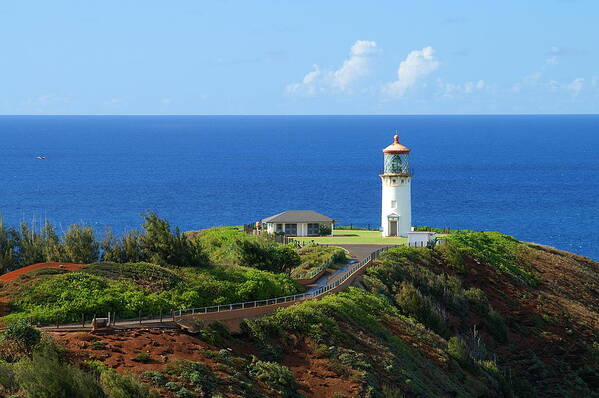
[380,135,412,237]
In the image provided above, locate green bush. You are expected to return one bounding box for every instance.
[234,240,300,274]
[165,359,217,394]
[444,231,538,286]
[1,319,41,355]
[100,369,158,398]
[15,348,105,398]
[464,288,490,315]
[485,310,508,343]
[319,224,332,236]
[248,359,300,397]
[132,353,152,363]
[394,283,448,337]
[447,336,470,364]
[143,371,167,386]
[0,362,18,392]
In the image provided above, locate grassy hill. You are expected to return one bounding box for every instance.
[0,229,597,397]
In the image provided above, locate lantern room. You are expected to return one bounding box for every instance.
[382,135,411,175]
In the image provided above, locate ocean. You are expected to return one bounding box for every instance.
[1,115,598,260]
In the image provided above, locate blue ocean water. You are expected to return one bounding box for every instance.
[1,115,598,260]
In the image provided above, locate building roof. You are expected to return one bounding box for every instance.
[383,135,411,154]
[262,210,334,223]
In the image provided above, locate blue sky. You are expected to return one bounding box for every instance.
[1,1,598,114]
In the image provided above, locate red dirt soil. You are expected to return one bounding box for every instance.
[0,262,84,283]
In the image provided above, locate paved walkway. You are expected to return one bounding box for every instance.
[304,244,389,294]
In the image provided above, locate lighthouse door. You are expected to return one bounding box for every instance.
[389,221,398,236]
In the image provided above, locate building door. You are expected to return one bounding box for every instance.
[389,221,398,236]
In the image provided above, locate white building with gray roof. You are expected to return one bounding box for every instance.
[261,210,334,237]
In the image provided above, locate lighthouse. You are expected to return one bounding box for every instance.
[380,135,412,237]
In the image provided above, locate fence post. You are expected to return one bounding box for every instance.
[160,309,163,323]
[82,313,85,328]
[138,310,142,325]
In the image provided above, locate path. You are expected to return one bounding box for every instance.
[305,244,389,294]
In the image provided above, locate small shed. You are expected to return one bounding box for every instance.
[407,231,437,247]
[262,210,334,237]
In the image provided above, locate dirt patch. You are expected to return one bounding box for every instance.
[0,262,84,283]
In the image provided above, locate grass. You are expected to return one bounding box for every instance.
[295,229,407,245]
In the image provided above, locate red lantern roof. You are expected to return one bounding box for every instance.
[383,135,410,154]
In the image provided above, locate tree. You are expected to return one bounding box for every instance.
[0,217,18,273]
[17,222,45,267]
[140,212,207,267]
[63,224,99,264]
[41,221,65,262]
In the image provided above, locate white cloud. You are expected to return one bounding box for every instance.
[566,78,584,95]
[331,40,377,90]
[384,46,439,97]
[286,40,377,96]
[437,79,487,97]
[545,56,559,65]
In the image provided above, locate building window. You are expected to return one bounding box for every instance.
[392,179,396,184]
[391,200,397,209]
[276,224,283,232]
[284,224,297,235]
[307,223,320,235]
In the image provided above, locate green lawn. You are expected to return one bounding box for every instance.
[295,229,407,245]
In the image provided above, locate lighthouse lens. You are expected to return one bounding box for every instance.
[384,154,409,174]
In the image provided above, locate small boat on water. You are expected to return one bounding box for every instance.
[35,156,46,160]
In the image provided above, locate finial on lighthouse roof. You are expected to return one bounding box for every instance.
[383,134,410,154]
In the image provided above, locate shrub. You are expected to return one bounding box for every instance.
[319,224,332,236]
[444,231,538,286]
[132,353,152,363]
[165,359,217,394]
[394,283,448,337]
[447,336,470,365]
[464,288,490,315]
[248,359,300,397]
[2,319,41,355]
[15,349,105,398]
[165,381,181,391]
[143,371,166,386]
[485,310,508,343]
[235,240,300,274]
[0,362,18,392]
[100,369,158,398]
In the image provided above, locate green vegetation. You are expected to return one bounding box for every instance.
[241,287,507,397]
[248,358,300,398]
[3,260,302,324]
[295,229,407,245]
[0,212,209,273]
[291,244,347,278]
[440,231,538,286]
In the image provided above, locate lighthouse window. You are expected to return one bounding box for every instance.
[391,200,397,208]
[401,179,405,184]
[392,179,396,184]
